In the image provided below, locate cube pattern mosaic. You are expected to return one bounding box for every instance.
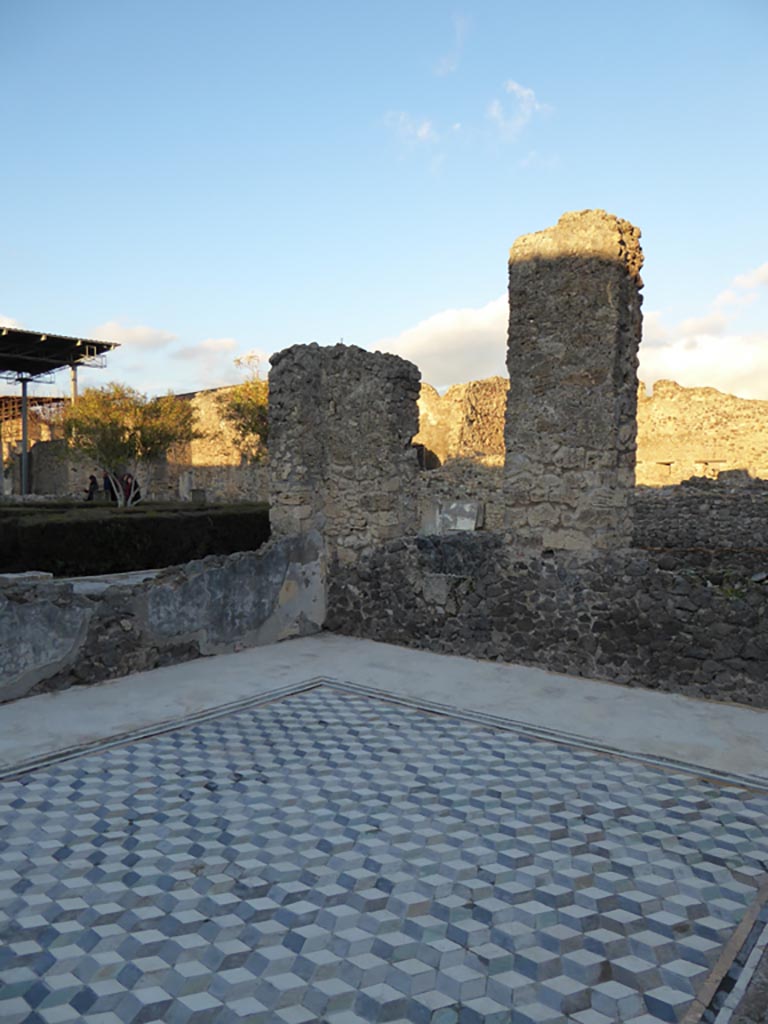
[1,686,767,1024]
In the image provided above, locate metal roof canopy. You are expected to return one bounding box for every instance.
[0,327,119,496]
[0,327,118,380]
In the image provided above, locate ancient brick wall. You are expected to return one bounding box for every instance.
[268,343,421,562]
[637,379,768,485]
[504,210,643,550]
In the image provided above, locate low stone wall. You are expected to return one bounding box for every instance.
[328,536,768,706]
[633,480,768,550]
[174,463,269,504]
[1,532,325,703]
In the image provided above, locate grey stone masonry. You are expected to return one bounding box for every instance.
[269,343,421,563]
[328,535,768,707]
[0,533,325,703]
[505,209,644,550]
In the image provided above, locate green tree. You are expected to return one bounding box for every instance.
[62,383,200,506]
[215,355,269,463]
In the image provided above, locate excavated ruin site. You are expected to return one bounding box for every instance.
[1,210,767,1024]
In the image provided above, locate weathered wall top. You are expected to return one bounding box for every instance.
[509,209,644,281]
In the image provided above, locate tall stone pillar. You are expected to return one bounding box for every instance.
[504,210,643,550]
[269,343,421,562]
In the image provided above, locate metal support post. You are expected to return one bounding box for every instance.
[21,376,29,496]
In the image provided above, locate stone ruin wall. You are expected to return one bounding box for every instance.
[268,343,421,563]
[328,536,768,707]
[1,410,57,465]
[637,380,768,485]
[417,378,508,463]
[414,375,768,491]
[171,388,243,468]
[307,210,767,706]
[413,376,768,541]
[1,531,324,703]
[634,479,768,550]
[165,387,269,503]
[12,364,768,510]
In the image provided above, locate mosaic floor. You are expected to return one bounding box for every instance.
[1,685,767,1024]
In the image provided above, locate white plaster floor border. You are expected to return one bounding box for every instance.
[1,635,767,784]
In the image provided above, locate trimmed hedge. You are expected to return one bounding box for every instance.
[0,504,271,576]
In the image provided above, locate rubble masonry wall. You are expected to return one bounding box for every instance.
[504,210,643,550]
[328,537,768,707]
[317,212,767,706]
[269,343,421,563]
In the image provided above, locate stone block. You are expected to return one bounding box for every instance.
[421,499,484,536]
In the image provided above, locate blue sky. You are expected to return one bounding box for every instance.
[2,0,767,399]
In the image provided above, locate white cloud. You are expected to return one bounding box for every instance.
[372,246,768,400]
[487,79,550,140]
[713,261,768,310]
[91,320,177,350]
[385,111,438,144]
[638,259,768,397]
[639,332,768,400]
[714,288,758,309]
[678,312,727,336]
[0,314,23,328]
[733,261,768,291]
[171,337,242,388]
[373,295,507,388]
[435,13,469,76]
[642,310,669,346]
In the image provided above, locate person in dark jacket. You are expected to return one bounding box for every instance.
[85,474,99,501]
